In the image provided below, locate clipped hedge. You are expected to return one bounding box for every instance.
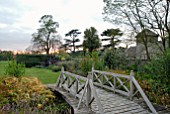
[16,54,57,68]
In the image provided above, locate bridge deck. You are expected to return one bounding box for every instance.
[91,87,150,114]
[47,84,153,114]
[47,68,170,114]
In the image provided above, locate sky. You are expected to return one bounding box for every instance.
[0,0,120,51]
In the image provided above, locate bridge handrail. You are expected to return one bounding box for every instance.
[56,67,104,114]
[92,67,157,114]
[132,76,157,114]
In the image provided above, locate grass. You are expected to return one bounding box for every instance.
[0,61,60,84]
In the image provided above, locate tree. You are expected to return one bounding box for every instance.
[65,29,81,53]
[103,0,170,52]
[32,15,61,55]
[83,27,101,53]
[101,28,123,49]
[59,43,70,52]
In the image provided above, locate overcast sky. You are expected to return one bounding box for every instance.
[0,0,118,51]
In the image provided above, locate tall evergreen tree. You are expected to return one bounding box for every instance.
[101,28,123,49]
[83,27,101,53]
[65,29,81,53]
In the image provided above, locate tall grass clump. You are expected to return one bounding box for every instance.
[5,60,25,78]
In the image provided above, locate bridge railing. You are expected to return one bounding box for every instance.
[92,67,157,114]
[56,67,104,114]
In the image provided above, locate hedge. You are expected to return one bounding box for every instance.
[16,54,57,68]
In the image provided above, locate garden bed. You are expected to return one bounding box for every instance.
[0,76,72,114]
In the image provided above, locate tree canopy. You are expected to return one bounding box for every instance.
[32,15,61,54]
[64,29,81,53]
[101,28,123,49]
[83,27,101,53]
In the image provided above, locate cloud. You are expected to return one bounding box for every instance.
[0,0,116,51]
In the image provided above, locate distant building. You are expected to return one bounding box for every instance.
[126,29,159,60]
[125,46,136,60]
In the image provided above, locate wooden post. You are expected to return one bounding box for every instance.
[60,67,64,85]
[91,65,94,81]
[101,74,104,88]
[130,70,134,100]
[75,78,78,96]
[56,66,64,87]
[61,66,64,73]
[114,76,116,93]
[67,76,70,92]
[86,72,92,108]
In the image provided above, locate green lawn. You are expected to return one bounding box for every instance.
[0,61,60,84]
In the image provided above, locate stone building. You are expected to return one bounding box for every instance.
[126,29,159,60]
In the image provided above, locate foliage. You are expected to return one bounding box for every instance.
[80,51,104,76]
[48,65,61,72]
[138,80,170,107]
[31,15,61,54]
[57,61,75,72]
[83,27,101,53]
[56,50,71,61]
[143,50,170,97]
[0,76,71,113]
[0,61,59,84]
[102,49,127,69]
[64,29,81,53]
[16,54,57,67]
[101,28,123,49]
[0,51,13,61]
[80,56,92,76]
[5,60,25,78]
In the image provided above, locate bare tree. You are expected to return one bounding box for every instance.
[103,0,170,59]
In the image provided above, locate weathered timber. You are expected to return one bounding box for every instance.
[54,67,170,114]
[46,84,95,114]
[92,68,158,114]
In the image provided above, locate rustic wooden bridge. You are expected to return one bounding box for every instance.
[47,67,169,114]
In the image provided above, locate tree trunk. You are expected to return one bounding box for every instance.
[73,38,75,53]
[46,48,50,55]
[143,30,151,61]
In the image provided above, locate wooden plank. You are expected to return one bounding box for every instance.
[132,77,157,114]
[93,70,130,79]
[77,79,89,109]
[47,85,94,114]
[94,82,129,97]
[64,71,87,81]
[116,77,129,93]
[93,72,102,84]
[108,105,146,114]
[89,80,104,114]
[103,75,115,89]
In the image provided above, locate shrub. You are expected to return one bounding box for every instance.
[48,65,61,72]
[56,50,71,61]
[102,49,127,69]
[5,60,25,78]
[0,76,71,113]
[142,50,170,106]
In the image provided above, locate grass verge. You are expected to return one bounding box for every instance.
[0,61,60,84]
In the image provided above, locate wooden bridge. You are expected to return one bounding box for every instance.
[47,67,169,114]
